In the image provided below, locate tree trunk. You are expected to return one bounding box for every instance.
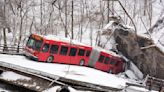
[3,28,8,51]
[144,0,147,16]
[65,0,67,38]
[17,1,23,53]
[107,0,109,23]
[40,0,43,34]
[71,0,74,39]
[3,0,8,52]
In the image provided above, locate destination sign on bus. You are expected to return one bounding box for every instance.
[31,34,43,41]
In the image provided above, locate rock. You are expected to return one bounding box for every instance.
[113,27,164,79]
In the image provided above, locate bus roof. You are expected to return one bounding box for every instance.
[39,34,92,48]
[93,46,121,57]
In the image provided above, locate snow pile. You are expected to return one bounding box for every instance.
[0,88,10,92]
[128,62,143,80]
[125,70,138,80]
[0,71,31,81]
[43,86,86,92]
[126,86,158,92]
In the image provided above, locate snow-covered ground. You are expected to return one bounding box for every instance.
[1,71,31,81]
[0,54,158,92]
[0,54,128,89]
[0,88,10,92]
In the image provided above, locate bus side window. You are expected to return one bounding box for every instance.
[110,60,117,65]
[86,50,91,57]
[98,55,105,63]
[60,46,68,55]
[69,48,77,56]
[50,45,59,54]
[78,49,85,56]
[42,43,50,52]
[104,57,110,64]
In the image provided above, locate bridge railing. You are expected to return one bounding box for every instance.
[0,44,24,55]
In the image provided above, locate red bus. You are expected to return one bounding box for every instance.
[88,47,125,74]
[25,34,125,74]
[25,34,92,66]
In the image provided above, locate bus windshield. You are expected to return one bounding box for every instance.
[26,37,43,51]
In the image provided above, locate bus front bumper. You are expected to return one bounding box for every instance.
[25,51,38,61]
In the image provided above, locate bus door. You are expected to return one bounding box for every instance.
[68,46,78,65]
[49,43,60,63]
[38,41,51,62]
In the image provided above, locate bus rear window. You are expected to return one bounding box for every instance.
[98,55,105,63]
[78,49,85,56]
[69,48,77,56]
[60,46,68,55]
[50,45,59,54]
[86,50,91,57]
[42,44,50,52]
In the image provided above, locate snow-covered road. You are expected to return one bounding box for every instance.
[0,54,158,92]
[0,54,128,88]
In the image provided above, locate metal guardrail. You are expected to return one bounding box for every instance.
[145,75,164,91]
[0,45,24,55]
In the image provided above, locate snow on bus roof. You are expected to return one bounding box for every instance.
[93,46,120,57]
[40,34,92,47]
[34,34,120,57]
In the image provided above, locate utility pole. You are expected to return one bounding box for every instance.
[71,0,74,39]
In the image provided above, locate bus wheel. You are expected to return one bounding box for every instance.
[79,59,85,66]
[47,56,54,63]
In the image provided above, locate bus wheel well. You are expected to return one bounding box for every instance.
[79,59,85,66]
[47,55,54,63]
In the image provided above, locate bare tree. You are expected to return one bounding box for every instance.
[64,0,68,37]
[17,0,30,52]
[3,0,8,51]
[71,0,74,39]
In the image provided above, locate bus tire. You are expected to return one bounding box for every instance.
[79,59,85,66]
[47,55,54,63]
